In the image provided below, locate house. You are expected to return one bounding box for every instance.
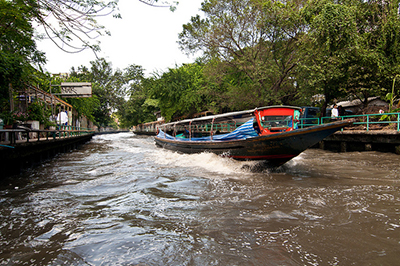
[335,97,388,114]
[154,111,164,122]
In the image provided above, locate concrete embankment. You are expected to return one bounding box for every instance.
[315,130,400,154]
[0,130,128,178]
[0,134,94,177]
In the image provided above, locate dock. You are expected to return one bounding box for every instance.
[317,130,400,154]
[0,129,94,177]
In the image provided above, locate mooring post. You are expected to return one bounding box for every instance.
[365,143,372,151]
[319,141,325,150]
[340,141,347,152]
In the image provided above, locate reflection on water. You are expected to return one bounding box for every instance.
[0,133,399,265]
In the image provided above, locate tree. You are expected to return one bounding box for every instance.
[0,0,180,127]
[32,0,176,54]
[178,0,306,108]
[69,59,146,127]
[351,0,400,106]
[299,0,358,113]
[118,83,158,127]
[117,64,155,128]
[299,0,400,114]
[148,63,207,122]
[0,0,46,104]
[69,59,119,126]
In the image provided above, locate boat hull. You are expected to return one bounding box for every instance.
[154,120,352,166]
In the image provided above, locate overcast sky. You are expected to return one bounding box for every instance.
[37,0,204,76]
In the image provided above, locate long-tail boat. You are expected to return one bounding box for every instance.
[154,106,353,167]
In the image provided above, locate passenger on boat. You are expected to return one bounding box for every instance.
[331,105,339,120]
[183,127,190,138]
[253,120,261,135]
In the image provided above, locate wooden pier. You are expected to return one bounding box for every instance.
[316,130,400,154]
[0,129,94,177]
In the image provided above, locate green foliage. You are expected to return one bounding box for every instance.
[178,0,305,110]
[174,0,400,120]
[117,86,158,128]
[68,59,145,127]
[66,97,100,123]
[380,74,400,121]
[111,0,400,124]
[26,102,51,124]
[298,0,360,113]
[147,63,207,122]
[0,0,46,99]
[0,110,14,125]
[69,59,116,126]
[5,101,54,127]
[298,0,400,114]
[5,0,400,128]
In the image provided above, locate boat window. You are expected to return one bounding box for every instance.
[261,115,293,128]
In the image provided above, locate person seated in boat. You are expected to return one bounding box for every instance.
[253,119,261,135]
[183,129,189,138]
[293,110,301,129]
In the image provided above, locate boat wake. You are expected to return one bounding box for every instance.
[240,161,280,173]
[151,147,264,177]
[95,133,306,178]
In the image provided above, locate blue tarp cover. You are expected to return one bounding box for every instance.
[157,118,259,141]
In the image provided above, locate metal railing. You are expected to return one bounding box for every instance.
[299,112,400,131]
[0,127,95,146]
[141,112,400,135]
[190,122,240,133]
[159,122,242,136]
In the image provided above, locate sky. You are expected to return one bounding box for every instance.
[37,0,204,76]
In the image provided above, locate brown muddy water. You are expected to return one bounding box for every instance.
[0,133,399,265]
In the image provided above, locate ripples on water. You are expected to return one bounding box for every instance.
[0,133,399,265]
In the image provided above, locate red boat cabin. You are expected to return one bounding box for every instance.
[254,106,302,135]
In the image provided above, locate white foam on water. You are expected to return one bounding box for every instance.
[94,133,155,155]
[284,152,306,167]
[94,134,264,178]
[151,147,258,177]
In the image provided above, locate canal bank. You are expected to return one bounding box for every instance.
[0,133,94,177]
[316,130,400,154]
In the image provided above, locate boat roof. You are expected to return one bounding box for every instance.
[159,106,301,127]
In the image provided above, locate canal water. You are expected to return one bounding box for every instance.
[0,133,399,265]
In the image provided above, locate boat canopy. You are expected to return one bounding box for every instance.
[157,118,259,141]
[158,106,301,128]
[156,106,302,139]
[159,109,254,128]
